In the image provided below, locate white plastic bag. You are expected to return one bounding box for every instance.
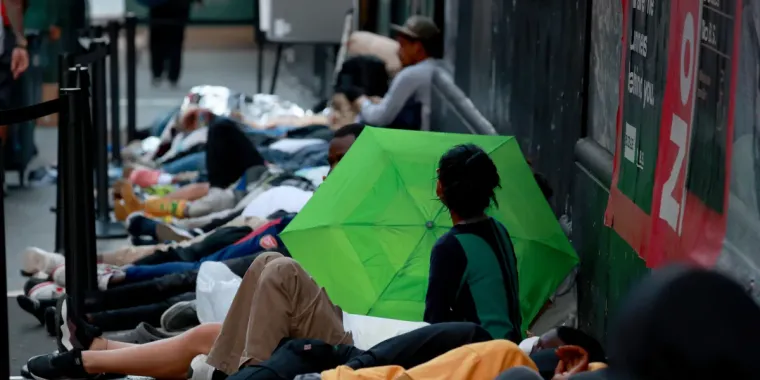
[195,262,242,324]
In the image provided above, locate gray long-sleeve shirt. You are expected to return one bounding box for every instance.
[359,58,440,131]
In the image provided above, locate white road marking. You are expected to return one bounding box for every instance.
[10,376,26,379]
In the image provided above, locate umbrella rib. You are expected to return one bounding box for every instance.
[384,155,431,223]
[366,229,432,316]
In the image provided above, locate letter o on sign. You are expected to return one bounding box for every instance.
[680,13,696,105]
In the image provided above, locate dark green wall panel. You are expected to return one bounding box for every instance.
[573,162,648,344]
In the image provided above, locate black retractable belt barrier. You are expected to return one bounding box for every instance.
[0,94,69,378]
[108,20,122,166]
[125,14,138,142]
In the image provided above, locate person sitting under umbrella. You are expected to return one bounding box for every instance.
[425,144,523,342]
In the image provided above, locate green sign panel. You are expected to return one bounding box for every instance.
[616,0,672,214]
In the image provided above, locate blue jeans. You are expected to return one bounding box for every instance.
[160,151,207,174]
[124,217,292,282]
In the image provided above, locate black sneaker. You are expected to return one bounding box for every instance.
[26,350,93,380]
[17,295,55,325]
[54,295,102,353]
[160,300,199,332]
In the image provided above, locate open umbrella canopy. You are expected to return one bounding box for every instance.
[280,128,577,330]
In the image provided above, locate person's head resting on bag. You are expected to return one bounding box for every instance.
[391,16,443,68]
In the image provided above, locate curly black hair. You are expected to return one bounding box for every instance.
[437,144,501,219]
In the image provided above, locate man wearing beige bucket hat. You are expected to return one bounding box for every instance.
[352,15,443,131]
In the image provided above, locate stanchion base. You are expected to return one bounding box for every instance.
[95,220,128,239]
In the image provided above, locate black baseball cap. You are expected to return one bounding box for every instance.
[390,15,440,41]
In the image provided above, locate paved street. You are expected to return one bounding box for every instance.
[3,32,317,374]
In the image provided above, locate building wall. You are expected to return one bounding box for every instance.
[444,0,649,343]
[446,0,760,343]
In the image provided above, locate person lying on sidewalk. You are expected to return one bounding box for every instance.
[19,124,367,329]
[301,339,538,380]
[227,322,493,380]
[20,217,264,280]
[100,123,368,285]
[19,251,278,334]
[124,174,314,245]
[121,123,364,237]
[26,251,430,380]
[119,114,268,220]
[424,144,523,342]
[99,215,294,287]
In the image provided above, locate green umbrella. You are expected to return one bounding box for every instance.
[280,128,577,330]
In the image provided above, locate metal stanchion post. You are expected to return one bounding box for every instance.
[270,44,283,94]
[71,66,98,294]
[60,84,91,318]
[0,117,8,379]
[54,54,74,253]
[0,94,67,377]
[92,41,127,239]
[125,14,138,142]
[107,21,122,165]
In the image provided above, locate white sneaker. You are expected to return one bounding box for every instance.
[97,264,125,291]
[187,355,215,380]
[22,247,65,276]
[27,281,65,300]
[52,263,124,290]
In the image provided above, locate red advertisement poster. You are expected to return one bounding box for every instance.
[649,0,741,267]
[605,0,741,268]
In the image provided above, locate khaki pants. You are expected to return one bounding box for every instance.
[186,187,237,218]
[207,252,353,374]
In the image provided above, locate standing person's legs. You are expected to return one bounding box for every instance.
[148,14,167,82]
[207,252,353,374]
[165,0,191,84]
[166,22,188,84]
